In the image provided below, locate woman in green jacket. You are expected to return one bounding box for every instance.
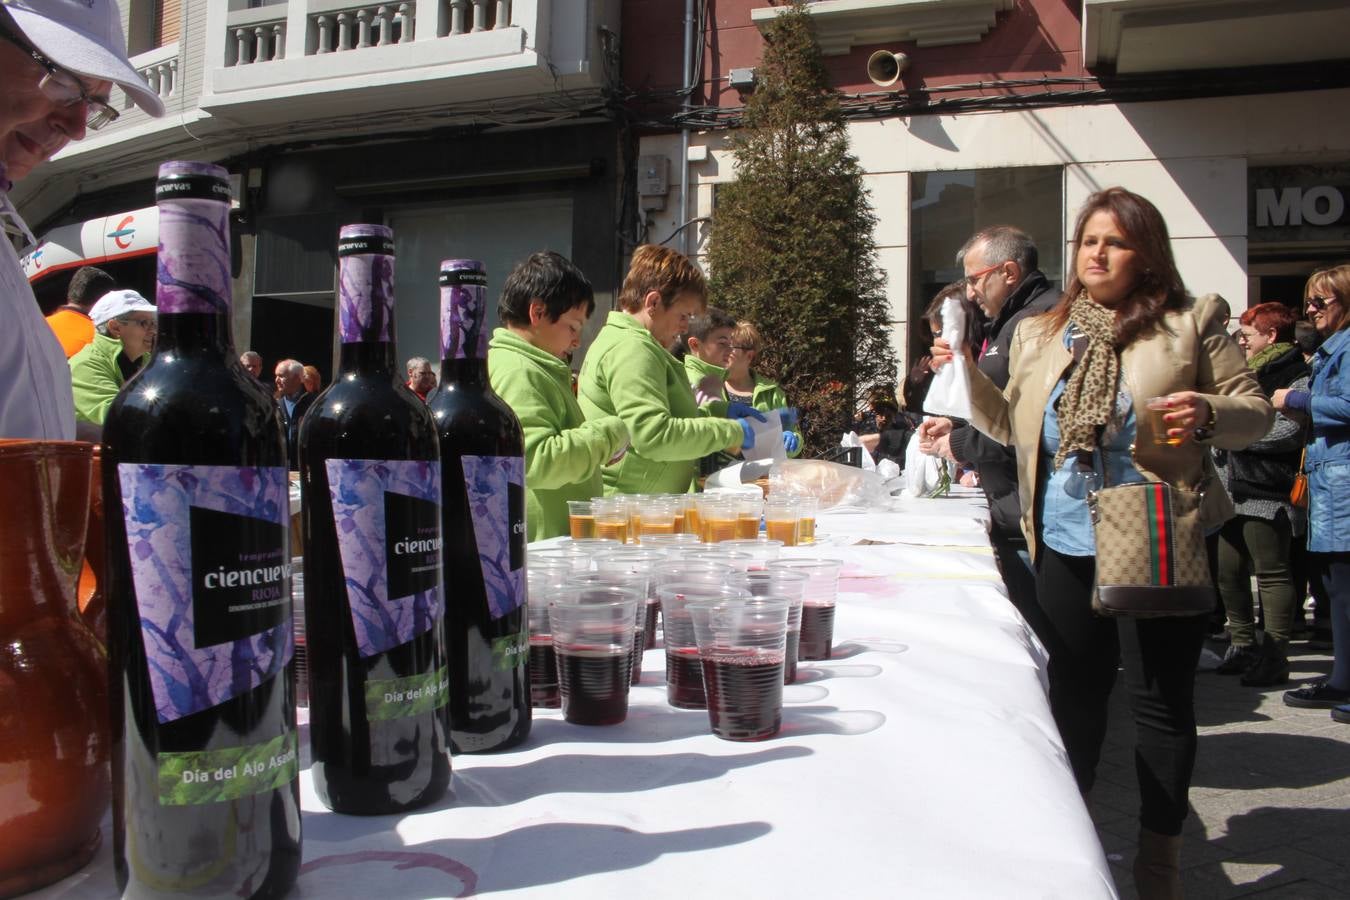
[487,251,629,540]
[724,320,803,457]
[578,245,759,495]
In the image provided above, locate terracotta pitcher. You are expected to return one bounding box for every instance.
[0,440,108,898]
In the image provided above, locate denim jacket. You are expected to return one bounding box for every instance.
[1304,327,1350,552]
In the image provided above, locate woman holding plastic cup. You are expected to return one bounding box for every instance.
[577,245,773,495]
[931,187,1271,891]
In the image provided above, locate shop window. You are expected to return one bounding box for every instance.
[909,166,1063,359]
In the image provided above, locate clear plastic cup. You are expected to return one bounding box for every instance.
[734,495,764,539]
[554,536,623,557]
[728,569,808,683]
[764,499,801,546]
[548,586,640,725]
[688,597,790,740]
[593,498,631,545]
[637,498,679,540]
[717,538,783,567]
[767,558,843,660]
[637,533,704,557]
[682,495,703,538]
[565,572,650,685]
[529,547,593,574]
[795,497,819,545]
[652,560,735,592]
[698,497,740,544]
[527,566,570,708]
[567,500,596,539]
[684,549,756,573]
[658,583,751,709]
[592,548,670,652]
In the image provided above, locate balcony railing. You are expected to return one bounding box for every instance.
[124,43,180,108]
[226,6,288,66]
[222,1,515,67]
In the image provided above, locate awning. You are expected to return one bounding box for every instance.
[22,206,158,283]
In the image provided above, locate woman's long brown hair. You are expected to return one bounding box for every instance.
[1042,187,1190,346]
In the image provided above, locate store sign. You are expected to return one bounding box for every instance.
[22,206,159,283]
[1250,167,1350,242]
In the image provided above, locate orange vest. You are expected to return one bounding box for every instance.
[46,308,95,358]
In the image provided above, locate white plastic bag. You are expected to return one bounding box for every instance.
[840,431,877,471]
[923,295,973,419]
[903,430,941,498]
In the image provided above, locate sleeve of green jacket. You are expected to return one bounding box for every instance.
[492,364,628,491]
[69,346,122,425]
[606,343,743,461]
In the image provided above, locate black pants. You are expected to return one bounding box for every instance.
[991,530,1045,635]
[1036,546,1208,835]
[1313,552,1350,690]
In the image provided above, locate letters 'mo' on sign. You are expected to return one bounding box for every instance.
[1250,167,1350,240]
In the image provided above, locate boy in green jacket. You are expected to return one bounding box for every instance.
[682,307,736,410]
[487,251,629,541]
[578,245,762,495]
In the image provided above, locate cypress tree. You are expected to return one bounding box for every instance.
[707,0,896,453]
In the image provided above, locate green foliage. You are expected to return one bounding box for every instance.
[706,1,896,453]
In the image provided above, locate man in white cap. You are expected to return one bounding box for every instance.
[70,288,156,427]
[0,0,164,440]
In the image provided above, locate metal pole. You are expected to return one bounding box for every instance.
[679,0,694,256]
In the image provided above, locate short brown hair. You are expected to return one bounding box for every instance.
[618,245,706,313]
[1240,302,1298,343]
[1307,264,1350,333]
[732,320,762,353]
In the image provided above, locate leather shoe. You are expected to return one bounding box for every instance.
[1284,682,1350,709]
[1215,643,1258,676]
[1332,705,1350,725]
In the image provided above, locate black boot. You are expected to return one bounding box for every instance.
[1241,638,1290,687]
[1215,643,1259,676]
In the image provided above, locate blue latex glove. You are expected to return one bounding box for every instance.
[727,401,767,422]
[737,418,756,450]
[776,407,800,427]
[782,431,800,454]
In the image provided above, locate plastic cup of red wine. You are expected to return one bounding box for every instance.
[657,583,751,710]
[727,569,807,683]
[530,546,597,574]
[565,571,650,685]
[527,565,570,708]
[767,559,842,661]
[592,548,670,656]
[547,586,640,725]
[683,549,756,573]
[687,597,790,741]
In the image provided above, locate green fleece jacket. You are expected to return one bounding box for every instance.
[488,328,628,541]
[579,311,744,495]
[682,353,730,415]
[69,332,147,426]
[740,372,803,458]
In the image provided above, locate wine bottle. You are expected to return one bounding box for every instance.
[103,161,301,899]
[298,224,450,813]
[430,260,531,752]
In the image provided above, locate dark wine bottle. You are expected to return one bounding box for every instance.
[430,259,531,753]
[103,161,301,899]
[298,224,450,813]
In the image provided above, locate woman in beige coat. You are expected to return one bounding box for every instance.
[933,188,1271,898]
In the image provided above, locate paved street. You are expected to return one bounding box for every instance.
[1090,636,1350,898]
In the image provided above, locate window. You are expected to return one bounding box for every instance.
[909,166,1063,358]
[127,0,181,56]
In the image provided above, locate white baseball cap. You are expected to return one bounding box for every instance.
[3,0,165,118]
[90,289,156,326]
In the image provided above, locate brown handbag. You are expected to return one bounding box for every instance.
[1289,448,1309,508]
[1088,477,1215,618]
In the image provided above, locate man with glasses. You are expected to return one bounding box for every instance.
[0,0,164,440]
[70,289,157,429]
[919,226,1059,625]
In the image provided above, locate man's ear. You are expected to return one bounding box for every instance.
[1003,261,1022,285]
[686,336,702,354]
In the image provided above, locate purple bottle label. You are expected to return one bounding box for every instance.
[326,458,444,657]
[155,161,231,315]
[118,463,294,724]
[337,224,396,344]
[439,261,489,361]
[461,455,525,620]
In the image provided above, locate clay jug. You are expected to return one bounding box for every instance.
[0,440,107,898]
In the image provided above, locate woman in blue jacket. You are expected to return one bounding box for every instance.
[1275,263,1350,723]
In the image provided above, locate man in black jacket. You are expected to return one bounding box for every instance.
[919,226,1058,624]
[275,358,314,470]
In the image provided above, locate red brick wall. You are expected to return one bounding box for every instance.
[622,0,1091,112]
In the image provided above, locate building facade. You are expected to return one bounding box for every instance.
[623,0,1350,372]
[16,0,625,385]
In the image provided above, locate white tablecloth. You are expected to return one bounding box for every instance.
[36,490,1117,899]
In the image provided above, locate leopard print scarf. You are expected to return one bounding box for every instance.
[1053,291,1119,470]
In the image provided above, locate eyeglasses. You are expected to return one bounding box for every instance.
[122,316,157,330]
[961,262,1003,287]
[0,28,120,131]
[1308,295,1337,311]
[730,344,755,352]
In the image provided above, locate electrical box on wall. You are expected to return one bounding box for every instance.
[638,154,669,210]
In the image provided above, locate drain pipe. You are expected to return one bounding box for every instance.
[679,0,694,256]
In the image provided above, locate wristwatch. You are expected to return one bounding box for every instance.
[1192,405,1218,442]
